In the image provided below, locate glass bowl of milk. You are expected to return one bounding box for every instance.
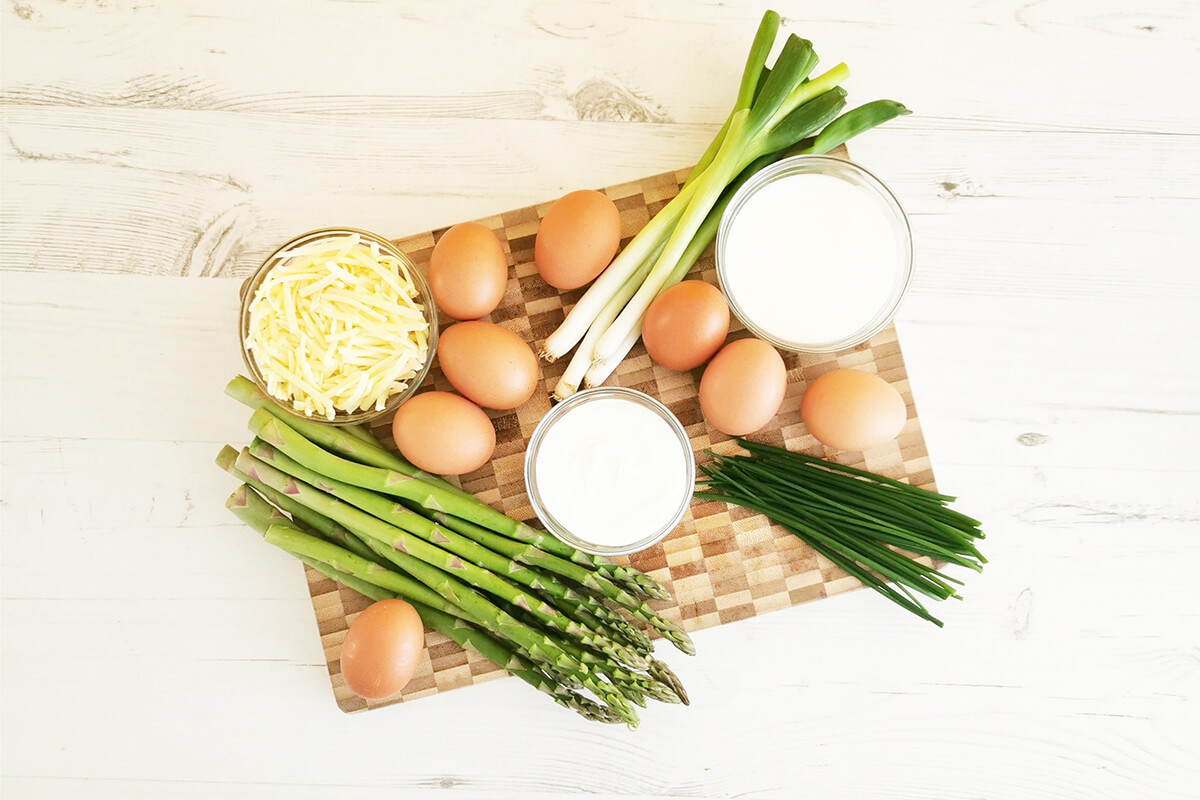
[715,155,913,353]
[524,387,695,556]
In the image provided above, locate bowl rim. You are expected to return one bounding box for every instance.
[714,154,914,354]
[238,226,439,427]
[523,386,695,557]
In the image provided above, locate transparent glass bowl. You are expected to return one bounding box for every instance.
[238,227,438,426]
[715,154,913,353]
[524,387,695,557]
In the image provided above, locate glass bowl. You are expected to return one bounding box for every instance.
[524,387,695,557]
[715,154,913,353]
[238,227,438,426]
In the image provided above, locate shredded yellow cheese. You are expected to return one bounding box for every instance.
[246,234,429,420]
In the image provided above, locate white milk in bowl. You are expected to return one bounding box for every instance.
[716,155,912,353]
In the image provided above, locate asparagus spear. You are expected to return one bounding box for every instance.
[249,438,653,665]
[230,379,663,593]
[227,484,470,619]
[231,466,682,713]
[225,375,476,501]
[219,445,392,568]
[515,612,687,706]
[238,450,613,675]
[430,511,695,655]
[245,406,669,601]
[227,484,620,723]
[237,448,642,671]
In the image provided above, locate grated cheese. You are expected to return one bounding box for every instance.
[245,234,430,420]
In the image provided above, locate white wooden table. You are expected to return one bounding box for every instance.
[3,1,1198,797]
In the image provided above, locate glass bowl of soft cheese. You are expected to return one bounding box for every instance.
[524,387,695,556]
[239,228,438,425]
[715,155,913,354]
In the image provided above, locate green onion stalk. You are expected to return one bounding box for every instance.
[539,9,910,396]
[581,98,910,389]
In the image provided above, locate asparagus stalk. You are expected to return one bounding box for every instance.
[239,449,610,676]
[227,484,473,619]
[227,483,621,723]
[254,441,651,653]
[230,377,669,600]
[430,511,694,655]
[225,375,476,502]
[247,439,650,669]
[219,445,392,568]
[527,620,687,706]
[425,511,656,650]
[247,406,670,601]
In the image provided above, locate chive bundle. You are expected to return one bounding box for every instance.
[695,440,986,626]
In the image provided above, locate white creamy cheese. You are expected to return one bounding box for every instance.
[532,396,690,548]
[245,234,429,419]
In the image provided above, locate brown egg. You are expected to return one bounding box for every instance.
[534,190,621,290]
[800,369,906,451]
[699,338,787,435]
[427,222,509,320]
[437,321,539,410]
[340,599,425,700]
[642,280,730,371]
[391,391,496,475]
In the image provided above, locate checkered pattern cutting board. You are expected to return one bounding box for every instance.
[306,155,936,712]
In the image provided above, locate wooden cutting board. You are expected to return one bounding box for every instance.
[304,152,936,713]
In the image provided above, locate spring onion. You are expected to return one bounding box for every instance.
[539,10,911,396]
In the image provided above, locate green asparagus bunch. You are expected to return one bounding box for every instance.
[218,375,692,727]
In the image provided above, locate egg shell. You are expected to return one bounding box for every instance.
[340,599,425,701]
[427,222,509,321]
[800,369,907,451]
[642,280,731,371]
[699,338,787,436]
[534,190,621,290]
[391,391,496,475]
[437,321,539,410]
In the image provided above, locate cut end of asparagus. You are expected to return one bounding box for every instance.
[248,407,287,446]
[215,445,239,473]
[225,484,249,509]
[224,374,267,406]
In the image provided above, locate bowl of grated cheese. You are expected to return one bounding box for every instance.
[238,227,438,425]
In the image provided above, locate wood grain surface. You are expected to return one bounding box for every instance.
[2,1,1199,798]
